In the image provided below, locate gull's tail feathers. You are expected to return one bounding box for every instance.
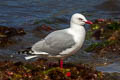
[17,47,34,55]
[16,47,49,60]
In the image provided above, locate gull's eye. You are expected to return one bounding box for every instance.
[79,18,83,21]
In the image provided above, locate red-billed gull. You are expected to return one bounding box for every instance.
[18,13,93,68]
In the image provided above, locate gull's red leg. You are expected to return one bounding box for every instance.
[60,59,63,69]
[59,59,71,77]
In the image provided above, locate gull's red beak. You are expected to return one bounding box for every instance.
[85,20,93,24]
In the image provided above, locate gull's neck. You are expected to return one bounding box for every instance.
[67,22,86,43]
[70,22,85,32]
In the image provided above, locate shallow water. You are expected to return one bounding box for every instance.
[97,62,120,73]
[0,0,120,26]
[0,0,120,76]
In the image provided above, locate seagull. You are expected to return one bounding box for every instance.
[18,13,93,68]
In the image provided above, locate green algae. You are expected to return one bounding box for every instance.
[85,19,120,55]
[0,59,104,80]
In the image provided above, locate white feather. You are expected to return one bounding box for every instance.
[25,55,38,60]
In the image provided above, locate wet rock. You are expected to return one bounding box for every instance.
[0,25,26,37]
[33,24,57,38]
[35,24,54,32]
[0,25,26,48]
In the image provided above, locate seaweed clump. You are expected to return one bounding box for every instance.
[0,25,26,48]
[33,24,57,38]
[85,19,120,57]
[0,59,104,80]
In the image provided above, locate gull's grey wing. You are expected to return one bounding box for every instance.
[32,30,76,55]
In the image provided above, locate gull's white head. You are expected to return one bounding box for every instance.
[71,13,93,26]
